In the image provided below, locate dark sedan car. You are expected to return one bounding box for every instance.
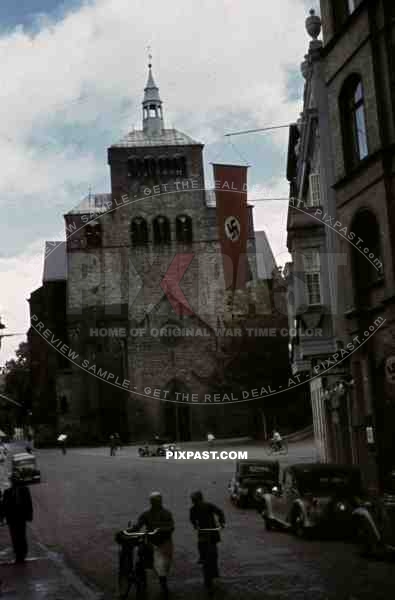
[256,462,364,537]
[229,459,279,507]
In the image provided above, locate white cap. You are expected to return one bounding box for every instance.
[150,491,162,499]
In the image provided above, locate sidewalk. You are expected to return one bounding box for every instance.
[0,526,103,600]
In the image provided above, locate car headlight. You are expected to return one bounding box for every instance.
[335,501,349,513]
[255,487,264,497]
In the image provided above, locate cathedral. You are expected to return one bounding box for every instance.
[29,63,290,444]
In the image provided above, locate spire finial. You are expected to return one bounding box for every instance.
[305,8,321,40]
[147,45,152,69]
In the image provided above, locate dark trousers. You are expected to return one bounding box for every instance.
[8,520,28,562]
[198,541,219,578]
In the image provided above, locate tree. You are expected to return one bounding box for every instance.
[3,341,31,424]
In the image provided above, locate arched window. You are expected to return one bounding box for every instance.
[149,158,157,177]
[175,156,187,177]
[85,223,102,248]
[340,75,368,170]
[136,159,144,177]
[153,216,171,245]
[351,209,383,303]
[176,215,193,243]
[128,158,137,178]
[131,217,148,246]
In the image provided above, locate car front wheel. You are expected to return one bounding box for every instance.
[292,510,306,538]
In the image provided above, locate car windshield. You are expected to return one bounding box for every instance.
[296,469,361,494]
[14,459,35,467]
[240,464,276,478]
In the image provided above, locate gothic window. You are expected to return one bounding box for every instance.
[131,217,148,246]
[153,216,171,244]
[351,210,383,302]
[176,215,193,243]
[85,223,102,248]
[340,75,369,170]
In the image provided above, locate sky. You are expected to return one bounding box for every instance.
[0,0,320,364]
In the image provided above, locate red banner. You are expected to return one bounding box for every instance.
[213,164,249,290]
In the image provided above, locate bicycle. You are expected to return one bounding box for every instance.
[115,525,156,599]
[265,439,288,455]
[197,527,222,596]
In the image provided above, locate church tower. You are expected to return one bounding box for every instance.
[63,61,257,445]
[108,60,205,201]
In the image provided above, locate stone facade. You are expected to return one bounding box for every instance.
[60,66,280,443]
[286,12,340,462]
[318,0,395,491]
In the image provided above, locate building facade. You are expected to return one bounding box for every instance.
[28,64,292,444]
[288,1,395,492]
[286,10,341,463]
[319,0,395,492]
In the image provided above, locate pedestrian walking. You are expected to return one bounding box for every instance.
[57,433,67,454]
[110,434,117,456]
[207,432,215,446]
[0,474,33,563]
[136,491,174,598]
[190,490,225,568]
[115,432,122,451]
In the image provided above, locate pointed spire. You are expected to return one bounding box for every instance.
[142,48,164,135]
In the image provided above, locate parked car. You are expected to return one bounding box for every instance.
[11,452,41,484]
[138,440,180,457]
[228,459,280,507]
[353,469,395,557]
[256,462,364,538]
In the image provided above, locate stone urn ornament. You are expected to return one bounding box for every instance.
[305,8,322,40]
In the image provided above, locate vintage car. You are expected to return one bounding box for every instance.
[256,462,364,537]
[138,440,180,457]
[11,452,41,484]
[228,459,280,507]
[353,469,395,557]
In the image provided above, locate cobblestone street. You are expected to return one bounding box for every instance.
[3,440,390,600]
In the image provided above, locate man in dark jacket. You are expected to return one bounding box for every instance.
[136,492,174,598]
[1,474,33,563]
[189,491,225,570]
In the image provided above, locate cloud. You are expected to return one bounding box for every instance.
[0,0,312,360]
[0,241,44,365]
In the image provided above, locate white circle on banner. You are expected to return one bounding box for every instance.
[224,216,241,242]
[385,356,395,385]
